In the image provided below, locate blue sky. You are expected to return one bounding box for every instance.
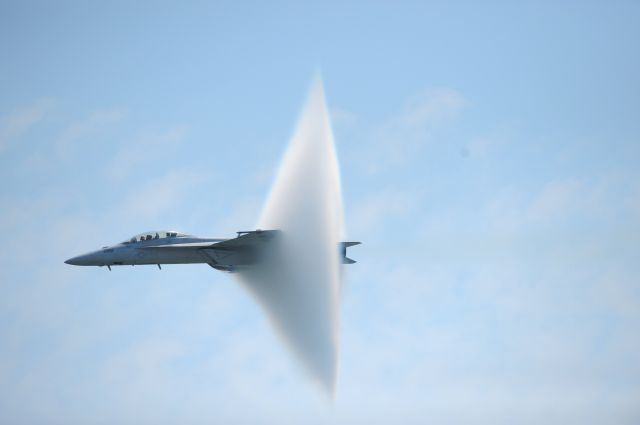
[1,1,639,424]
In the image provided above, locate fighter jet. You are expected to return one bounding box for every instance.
[65,80,356,394]
[65,229,360,272]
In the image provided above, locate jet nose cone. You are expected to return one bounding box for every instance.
[65,256,82,265]
[64,251,103,266]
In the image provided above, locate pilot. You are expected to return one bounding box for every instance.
[155,232,159,239]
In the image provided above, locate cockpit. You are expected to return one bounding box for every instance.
[122,230,190,244]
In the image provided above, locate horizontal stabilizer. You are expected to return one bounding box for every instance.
[340,241,361,264]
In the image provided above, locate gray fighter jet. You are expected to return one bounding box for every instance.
[65,229,360,272]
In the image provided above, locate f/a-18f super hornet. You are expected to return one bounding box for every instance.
[65,229,360,272]
[66,80,358,394]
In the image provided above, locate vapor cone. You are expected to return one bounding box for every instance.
[237,79,344,394]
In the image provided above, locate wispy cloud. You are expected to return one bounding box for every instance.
[347,188,418,236]
[397,88,467,128]
[115,170,204,220]
[483,174,623,235]
[365,88,467,172]
[56,107,126,157]
[0,98,54,152]
[109,125,187,180]
[330,107,359,129]
[527,177,583,222]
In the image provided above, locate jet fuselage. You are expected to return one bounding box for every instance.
[65,229,359,272]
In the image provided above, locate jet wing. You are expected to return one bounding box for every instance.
[209,230,281,251]
[201,230,281,270]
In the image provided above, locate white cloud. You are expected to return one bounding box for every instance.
[461,126,513,159]
[527,177,582,222]
[365,88,467,172]
[347,189,417,236]
[398,88,467,128]
[330,107,359,129]
[0,98,54,151]
[57,107,126,157]
[484,173,636,236]
[590,270,640,319]
[109,125,187,180]
[333,88,467,175]
[115,170,205,221]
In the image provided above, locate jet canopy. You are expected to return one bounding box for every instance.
[123,230,190,244]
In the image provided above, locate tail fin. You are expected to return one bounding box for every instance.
[340,241,361,264]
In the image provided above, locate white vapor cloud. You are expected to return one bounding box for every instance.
[238,78,344,395]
